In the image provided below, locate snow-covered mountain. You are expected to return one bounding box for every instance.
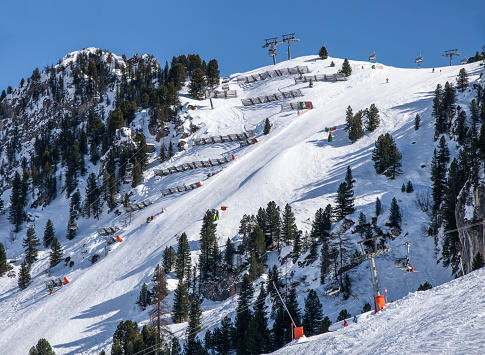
[0,51,484,354]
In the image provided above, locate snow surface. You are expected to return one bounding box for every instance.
[0,52,484,354]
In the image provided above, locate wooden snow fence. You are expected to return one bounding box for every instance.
[97,225,121,236]
[193,130,255,146]
[241,89,303,107]
[154,155,235,178]
[237,65,310,84]
[294,72,347,84]
[124,198,152,213]
[161,181,203,197]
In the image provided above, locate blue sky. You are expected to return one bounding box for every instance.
[1,0,484,92]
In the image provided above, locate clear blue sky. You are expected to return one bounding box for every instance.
[1,0,484,92]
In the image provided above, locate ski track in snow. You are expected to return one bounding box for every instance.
[0,54,484,354]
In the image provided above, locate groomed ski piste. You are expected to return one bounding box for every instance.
[0,52,484,354]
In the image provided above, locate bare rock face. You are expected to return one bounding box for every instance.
[456,184,485,274]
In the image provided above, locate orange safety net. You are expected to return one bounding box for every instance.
[294,326,304,340]
[376,295,386,310]
[64,277,70,284]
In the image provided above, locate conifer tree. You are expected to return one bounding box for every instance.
[199,210,219,279]
[0,242,7,276]
[30,338,55,355]
[336,309,351,322]
[224,237,235,271]
[341,59,352,77]
[137,283,149,311]
[248,225,266,280]
[9,171,25,233]
[214,316,233,355]
[375,197,382,216]
[365,104,380,132]
[348,110,364,143]
[162,246,177,273]
[401,183,406,192]
[266,201,281,250]
[430,136,450,212]
[186,300,202,340]
[188,68,206,100]
[371,133,402,178]
[310,205,332,244]
[49,238,63,267]
[302,289,324,336]
[85,173,100,219]
[23,226,40,265]
[319,46,328,59]
[292,230,303,262]
[159,143,166,162]
[176,233,191,281]
[414,113,421,130]
[263,118,271,135]
[168,139,174,158]
[472,252,484,271]
[150,265,169,339]
[318,316,332,334]
[320,241,330,284]
[330,61,335,67]
[344,105,353,131]
[18,259,31,290]
[333,182,354,221]
[233,274,254,353]
[246,285,271,354]
[456,68,469,93]
[406,180,414,193]
[42,219,55,248]
[206,59,220,88]
[172,280,189,323]
[455,107,468,145]
[281,203,297,245]
[389,197,402,228]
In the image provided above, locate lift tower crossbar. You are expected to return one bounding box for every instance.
[263,37,284,65]
[282,33,300,61]
[442,49,461,66]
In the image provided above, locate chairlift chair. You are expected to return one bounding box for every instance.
[325,281,341,295]
[460,57,468,65]
[369,50,377,61]
[394,241,412,271]
[415,53,423,63]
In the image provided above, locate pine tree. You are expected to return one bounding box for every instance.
[286,286,302,330]
[266,201,281,250]
[162,246,177,273]
[176,232,191,281]
[9,171,25,233]
[199,210,220,279]
[248,225,266,280]
[214,316,233,355]
[330,61,335,67]
[149,265,169,339]
[414,113,421,130]
[431,136,450,213]
[472,252,484,270]
[401,183,406,192]
[455,107,468,145]
[23,226,41,265]
[280,203,297,245]
[206,59,220,88]
[168,139,174,158]
[318,316,332,334]
[172,280,189,323]
[43,219,55,248]
[233,274,254,354]
[365,104,380,132]
[310,205,332,244]
[224,237,235,270]
[348,110,364,143]
[371,133,402,178]
[85,172,100,219]
[18,259,31,290]
[406,180,414,193]
[0,242,7,277]
[302,289,324,336]
[159,143,166,162]
[375,197,382,216]
[456,68,469,93]
[49,238,63,267]
[341,59,352,77]
[389,197,402,228]
[186,300,202,340]
[188,68,206,100]
[336,309,351,322]
[30,338,55,355]
[318,46,328,60]
[263,118,271,135]
[344,105,353,131]
[333,182,354,221]
[246,285,271,354]
[137,283,149,311]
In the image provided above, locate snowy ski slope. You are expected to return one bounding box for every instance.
[0,54,484,354]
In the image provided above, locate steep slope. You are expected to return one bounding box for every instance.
[0,54,483,354]
[273,267,485,354]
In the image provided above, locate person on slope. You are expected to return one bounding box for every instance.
[353,316,358,323]
[407,265,414,273]
[344,320,348,327]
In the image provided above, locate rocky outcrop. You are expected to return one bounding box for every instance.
[456,183,485,274]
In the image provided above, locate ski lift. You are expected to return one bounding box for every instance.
[460,57,468,65]
[415,53,423,63]
[394,241,412,271]
[369,50,376,61]
[68,220,78,231]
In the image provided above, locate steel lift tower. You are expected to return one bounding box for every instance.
[442,49,461,66]
[263,37,283,65]
[358,236,391,313]
[282,33,300,61]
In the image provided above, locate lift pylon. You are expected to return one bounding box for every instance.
[442,49,461,66]
[282,33,300,61]
[263,37,284,65]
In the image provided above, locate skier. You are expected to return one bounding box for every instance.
[353,316,358,324]
[49,285,54,295]
[432,68,435,73]
[407,265,414,273]
[344,320,348,327]
[386,78,389,83]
